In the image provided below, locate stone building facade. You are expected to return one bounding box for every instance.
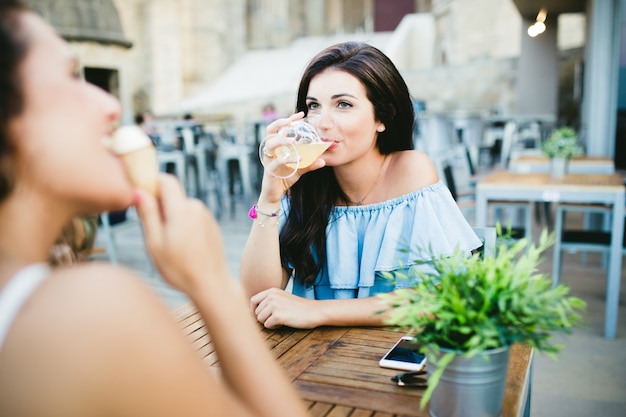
[26,0,584,124]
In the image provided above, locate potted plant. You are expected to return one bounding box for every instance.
[541,127,583,178]
[379,229,585,417]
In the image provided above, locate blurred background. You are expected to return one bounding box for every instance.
[25,0,625,172]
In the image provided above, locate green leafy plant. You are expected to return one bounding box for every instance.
[379,228,585,409]
[542,126,583,159]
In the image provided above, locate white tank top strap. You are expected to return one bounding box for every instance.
[0,263,51,349]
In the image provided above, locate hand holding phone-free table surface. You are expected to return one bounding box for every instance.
[475,172,625,339]
[173,302,533,417]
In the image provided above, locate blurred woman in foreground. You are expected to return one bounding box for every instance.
[0,2,308,416]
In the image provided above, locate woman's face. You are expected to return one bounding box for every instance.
[7,12,133,213]
[305,69,385,167]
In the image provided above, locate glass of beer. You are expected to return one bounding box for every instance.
[259,119,331,178]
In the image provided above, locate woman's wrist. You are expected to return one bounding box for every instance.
[184,267,235,304]
[248,204,282,227]
[256,190,283,208]
[191,279,252,328]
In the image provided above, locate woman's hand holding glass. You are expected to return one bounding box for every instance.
[259,114,330,179]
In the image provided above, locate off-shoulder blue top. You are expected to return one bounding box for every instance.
[279,181,482,300]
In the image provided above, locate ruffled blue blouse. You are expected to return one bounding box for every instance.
[279,181,482,300]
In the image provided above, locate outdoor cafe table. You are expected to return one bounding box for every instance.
[174,302,533,417]
[475,172,625,339]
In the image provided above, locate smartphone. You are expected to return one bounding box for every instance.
[379,336,427,372]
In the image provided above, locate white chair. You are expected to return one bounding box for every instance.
[551,203,625,287]
[97,209,155,276]
[157,150,186,185]
[99,210,139,265]
[180,127,208,199]
[440,158,533,241]
[197,133,224,218]
[516,121,542,151]
[472,226,497,258]
[216,140,254,217]
[498,121,518,168]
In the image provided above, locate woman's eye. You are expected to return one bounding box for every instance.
[307,102,319,110]
[337,101,352,109]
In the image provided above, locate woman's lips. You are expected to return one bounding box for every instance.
[322,139,338,151]
[327,141,338,151]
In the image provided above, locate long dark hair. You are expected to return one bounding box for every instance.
[280,41,415,286]
[0,0,29,201]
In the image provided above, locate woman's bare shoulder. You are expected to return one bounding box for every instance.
[387,150,439,193]
[1,263,218,416]
[0,264,223,416]
[12,262,175,359]
[40,262,161,314]
[41,263,181,348]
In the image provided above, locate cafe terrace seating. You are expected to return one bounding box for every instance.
[151,120,225,217]
[215,140,254,217]
[472,226,496,258]
[439,156,532,241]
[552,203,626,287]
[98,210,137,265]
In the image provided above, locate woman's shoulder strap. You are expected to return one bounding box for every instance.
[0,263,51,348]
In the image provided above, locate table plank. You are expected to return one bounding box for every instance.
[296,380,422,416]
[276,327,349,380]
[308,402,334,417]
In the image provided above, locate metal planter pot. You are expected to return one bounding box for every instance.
[427,346,510,417]
[550,157,568,178]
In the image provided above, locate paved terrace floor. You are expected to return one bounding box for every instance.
[93,200,626,417]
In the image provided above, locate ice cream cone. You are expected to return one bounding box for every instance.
[121,146,158,196]
[112,126,159,196]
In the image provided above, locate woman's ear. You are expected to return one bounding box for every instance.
[376,124,386,133]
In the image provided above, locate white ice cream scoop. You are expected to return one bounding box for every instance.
[111,125,159,196]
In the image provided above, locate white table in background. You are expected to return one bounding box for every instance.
[509,155,615,174]
[475,172,625,339]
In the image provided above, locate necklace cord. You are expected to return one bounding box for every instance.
[344,155,388,206]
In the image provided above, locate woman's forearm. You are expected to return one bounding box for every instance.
[314,296,392,327]
[240,207,287,297]
[190,278,308,417]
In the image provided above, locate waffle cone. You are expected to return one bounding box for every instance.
[121,145,158,196]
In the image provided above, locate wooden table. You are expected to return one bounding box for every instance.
[174,302,533,417]
[509,155,615,174]
[475,172,625,339]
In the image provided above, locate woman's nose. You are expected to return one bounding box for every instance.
[102,89,122,123]
[88,82,122,124]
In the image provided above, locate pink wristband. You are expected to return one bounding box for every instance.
[248,204,281,220]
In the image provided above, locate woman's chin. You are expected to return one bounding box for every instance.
[110,189,135,210]
[84,188,135,214]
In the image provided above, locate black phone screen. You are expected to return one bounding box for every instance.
[386,339,426,364]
